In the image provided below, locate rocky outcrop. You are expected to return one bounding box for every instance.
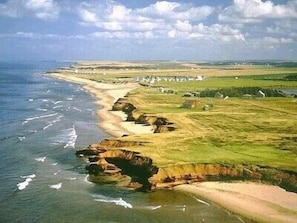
[76,97,297,192]
[112,97,175,133]
[149,164,297,192]
[76,140,158,190]
[76,139,297,192]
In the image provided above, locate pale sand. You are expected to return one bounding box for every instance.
[48,72,154,137]
[49,72,297,223]
[176,182,297,223]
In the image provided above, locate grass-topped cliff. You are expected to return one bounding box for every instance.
[52,61,297,190]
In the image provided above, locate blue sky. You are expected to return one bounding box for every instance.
[0,0,296,61]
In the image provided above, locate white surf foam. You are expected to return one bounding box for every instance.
[143,205,162,210]
[194,197,210,206]
[20,174,36,179]
[73,107,82,112]
[17,178,32,190]
[53,105,63,109]
[93,194,133,209]
[64,125,77,148]
[53,170,61,175]
[49,182,62,190]
[43,115,63,130]
[22,113,58,125]
[52,100,63,105]
[17,174,36,190]
[37,108,48,112]
[39,113,58,119]
[18,136,26,141]
[53,115,63,123]
[35,156,46,162]
[83,175,94,185]
[43,123,53,130]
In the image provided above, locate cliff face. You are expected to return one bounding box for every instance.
[76,139,297,192]
[112,97,175,133]
[76,140,158,190]
[149,164,297,192]
[76,97,297,192]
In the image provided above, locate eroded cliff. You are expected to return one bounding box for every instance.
[76,139,297,192]
[76,97,297,192]
[112,97,175,133]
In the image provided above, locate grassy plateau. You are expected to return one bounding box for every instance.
[55,61,297,172]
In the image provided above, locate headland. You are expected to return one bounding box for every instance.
[48,61,297,223]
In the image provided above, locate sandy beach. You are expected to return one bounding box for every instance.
[49,72,297,223]
[176,182,297,223]
[49,72,154,137]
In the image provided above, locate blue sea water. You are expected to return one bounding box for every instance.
[0,61,247,223]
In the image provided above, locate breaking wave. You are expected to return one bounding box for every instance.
[17,174,36,190]
[63,125,77,148]
[22,113,58,125]
[49,182,62,190]
[35,156,46,162]
[92,194,133,209]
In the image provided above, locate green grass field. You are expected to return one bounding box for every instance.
[58,61,297,172]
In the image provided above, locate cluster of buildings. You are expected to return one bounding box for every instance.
[135,75,205,84]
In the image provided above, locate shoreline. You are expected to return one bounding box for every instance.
[49,72,153,137]
[48,72,297,223]
[176,182,297,223]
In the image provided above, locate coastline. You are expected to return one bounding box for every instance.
[48,72,153,137]
[176,182,297,223]
[48,72,297,223]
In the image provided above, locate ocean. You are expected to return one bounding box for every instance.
[0,61,248,223]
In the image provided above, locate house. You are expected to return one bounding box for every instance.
[191,92,200,97]
[214,92,224,98]
[166,89,177,94]
[183,99,199,109]
[158,87,165,93]
[242,94,252,99]
[183,92,194,97]
[257,90,265,98]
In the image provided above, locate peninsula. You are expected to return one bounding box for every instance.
[48,61,297,223]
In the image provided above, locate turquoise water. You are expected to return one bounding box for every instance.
[0,61,248,222]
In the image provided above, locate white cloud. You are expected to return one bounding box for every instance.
[0,0,59,20]
[75,1,216,38]
[138,1,214,21]
[0,0,295,60]
[167,22,245,42]
[108,4,131,21]
[219,0,297,23]
[144,1,179,15]
[91,31,155,39]
[0,31,88,40]
[192,23,245,41]
[175,20,192,32]
[264,36,293,44]
[78,8,97,23]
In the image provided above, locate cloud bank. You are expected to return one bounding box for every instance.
[0,0,296,60]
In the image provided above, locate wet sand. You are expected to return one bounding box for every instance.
[176,182,297,223]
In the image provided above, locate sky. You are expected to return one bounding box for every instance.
[0,0,296,61]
